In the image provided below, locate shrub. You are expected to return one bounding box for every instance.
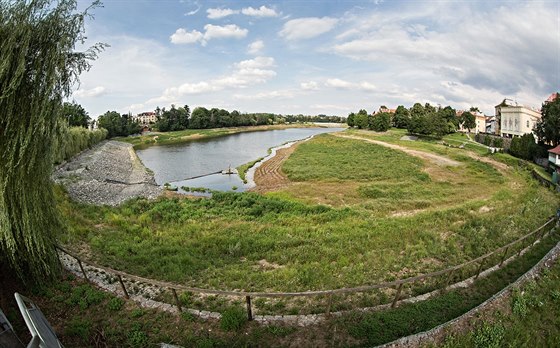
[53,126,107,163]
[220,306,247,331]
[108,296,125,311]
[473,322,505,348]
[65,318,92,340]
[509,133,543,161]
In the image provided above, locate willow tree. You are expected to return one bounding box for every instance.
[0,0,104,281]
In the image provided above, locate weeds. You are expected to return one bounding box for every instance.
[220,306,247,331]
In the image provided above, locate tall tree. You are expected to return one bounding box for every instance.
[535,93,560,146]
[0,0,104,281]
[347,112,355,127]
[461,111,476,132]
[61,101,91,128]
[98,111,124,137]
[393,105,410,128]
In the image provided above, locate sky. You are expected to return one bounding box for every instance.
[72,0,560,119]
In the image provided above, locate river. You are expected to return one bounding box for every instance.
[135,127,343,193]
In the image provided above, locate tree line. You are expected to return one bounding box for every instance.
[347,103,478,136]
[153,105,345,132]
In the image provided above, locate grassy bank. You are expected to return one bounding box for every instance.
[117,123,328,149]
[338,231,560,346]
[57,132,557,297]
[437,250,560,347]
[5,226,557,347]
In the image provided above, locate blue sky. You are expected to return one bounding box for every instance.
[73,0,560,118]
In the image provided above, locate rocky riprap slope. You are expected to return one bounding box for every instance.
[53,140,161,206]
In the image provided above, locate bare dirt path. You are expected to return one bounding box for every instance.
[250,142,301,193]
[334,134,461,167]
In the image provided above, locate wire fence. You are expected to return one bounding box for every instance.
[56,217,557,320]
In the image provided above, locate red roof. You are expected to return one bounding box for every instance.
[549,145,560,155]
[546,93,559,103]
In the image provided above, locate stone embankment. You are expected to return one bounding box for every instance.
[53,140,161,206]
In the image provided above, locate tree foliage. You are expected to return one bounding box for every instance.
[509,133,542,161]
[461,111,476,132]
[0,0,104,281]
[97,111,141,138]
[535,93,560,146]
[354,109,369,129]
[393,105,410,129]
[61,101,91,128]
[369,112,392,132]
[156,104,190,131]
[150,105,343,131]
[347,112,355,127]
[406,103,452,137]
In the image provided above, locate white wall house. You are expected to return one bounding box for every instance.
[495,100,541,138]
[549,145,560,174]
[135,112,157,125]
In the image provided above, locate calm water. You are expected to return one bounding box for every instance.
[136,127,343,192]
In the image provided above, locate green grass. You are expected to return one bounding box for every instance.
[57,134,557,292]
[56,129,558,315]
[436,250,560,348]
[338,231,560,346]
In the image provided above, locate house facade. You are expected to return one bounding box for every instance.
[549,145,560,174]
[135,111,157,125]
[495,99,541,138]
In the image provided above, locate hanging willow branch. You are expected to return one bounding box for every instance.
[0,0,105,281]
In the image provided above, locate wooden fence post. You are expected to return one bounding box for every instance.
[246,296,253,321]
[326,292,333,318]
[443,268,456,290]
[117,275,129,299]
[391,284,403,308]
[475,257,486,279]
[499,247,509,267]
[76,258,89,282]
[171,288,182,312]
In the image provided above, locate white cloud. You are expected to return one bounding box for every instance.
[73,86,106,98]
[234,90,293,100]
[360,81,376,92]
[153,56,277,102]
[170,24,248,45]
[203,24,248,40]
[279,17,338,41]
[325,78,353,89]
[235,56,275,69]
[332,1,558,100]
[248,40,264,55]
[300,81,319,90]
[170,28,204,44]
[206,8,239,19]
[241,6,278,17]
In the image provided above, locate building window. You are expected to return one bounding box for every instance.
[526,120,529,128]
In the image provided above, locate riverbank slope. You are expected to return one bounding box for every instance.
[53,141,161,206]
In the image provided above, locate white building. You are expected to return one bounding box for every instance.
[135,111,157,125]
[495,99,541,138]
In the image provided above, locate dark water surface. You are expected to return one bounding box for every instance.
[136,127,343,192]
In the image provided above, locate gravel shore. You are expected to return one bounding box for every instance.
[53,140,162,206]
